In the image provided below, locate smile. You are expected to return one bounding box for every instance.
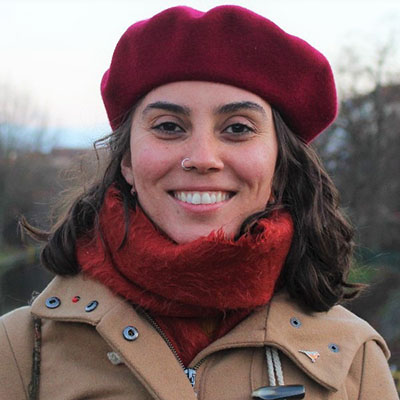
[173,191,234,205]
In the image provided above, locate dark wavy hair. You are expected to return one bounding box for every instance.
[22,107,362,312]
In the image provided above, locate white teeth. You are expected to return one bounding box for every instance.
[202,193,211,204]
[174,191,231,205]
[192,193,201,204]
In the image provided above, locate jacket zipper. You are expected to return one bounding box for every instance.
[140,309,206,388]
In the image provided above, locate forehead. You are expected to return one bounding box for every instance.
[137,81,272,113]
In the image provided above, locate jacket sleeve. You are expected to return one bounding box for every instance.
[0,307,33,400]
[354,340,399,400]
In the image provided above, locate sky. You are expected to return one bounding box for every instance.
[1,0,400,147]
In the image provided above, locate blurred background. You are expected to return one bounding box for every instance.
[0,0,399,391]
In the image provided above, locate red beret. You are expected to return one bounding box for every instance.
[101,5,337,142]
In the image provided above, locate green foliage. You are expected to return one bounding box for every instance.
[349,248,400,283]
[348,262,378,284]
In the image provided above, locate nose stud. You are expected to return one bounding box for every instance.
[181,157,192,171]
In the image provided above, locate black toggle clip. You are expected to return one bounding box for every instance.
[252,384,305,399]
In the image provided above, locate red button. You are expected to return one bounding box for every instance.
[72,296,81,303]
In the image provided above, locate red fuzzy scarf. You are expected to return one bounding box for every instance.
[77,186,293,365]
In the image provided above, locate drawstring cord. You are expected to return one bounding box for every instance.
[265,346,284,386]
[252,347,305,399]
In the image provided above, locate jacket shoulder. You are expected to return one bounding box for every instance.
[270,292,390,356]
[326,304,389,354]
[0,306,34,400]
[347,338,399,399]
[266,293,392,392]
[325,303,391,360]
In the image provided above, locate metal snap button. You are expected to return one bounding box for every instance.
[123,326,139,341]
[328,343,340,353]
[85,300,99,312]
[45,296,61,309]
[290,317,302,328]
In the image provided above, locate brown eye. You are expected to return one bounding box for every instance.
[224,123,254,135]
[153,122,184,133]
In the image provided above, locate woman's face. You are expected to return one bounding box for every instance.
[121,81,278,243]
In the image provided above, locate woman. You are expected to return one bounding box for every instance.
[0,5,397,400]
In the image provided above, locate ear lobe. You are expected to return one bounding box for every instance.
[267,188,276,205]
[120,153,135,187]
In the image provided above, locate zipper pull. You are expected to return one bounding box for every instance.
[184,368,197,387]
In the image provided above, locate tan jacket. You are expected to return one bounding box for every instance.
[0,274,398,400]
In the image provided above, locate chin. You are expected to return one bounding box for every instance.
[170,231,211,244]
[168,225,236,244]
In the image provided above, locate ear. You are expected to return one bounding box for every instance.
[120,152,135,187]
[267,186,276,205]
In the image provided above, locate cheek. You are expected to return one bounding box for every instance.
[235,147,277,192]
[130,144,176,187]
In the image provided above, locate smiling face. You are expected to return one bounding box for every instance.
[120,81,278,243]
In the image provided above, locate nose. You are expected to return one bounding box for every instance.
[182,132,224,173]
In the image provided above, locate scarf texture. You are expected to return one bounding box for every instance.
[77,186,293,365]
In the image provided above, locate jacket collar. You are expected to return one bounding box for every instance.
[32,274,198,400]
[32,274,388,394]
[191,290,389,392]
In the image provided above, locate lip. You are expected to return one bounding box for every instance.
[170,186,237,192]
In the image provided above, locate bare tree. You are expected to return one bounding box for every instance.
[314,40,400,251]
[0,83,59,247]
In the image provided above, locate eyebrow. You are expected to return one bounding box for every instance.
[142,101,191,116]
[141,100,267,117]
[214,101,267,116]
